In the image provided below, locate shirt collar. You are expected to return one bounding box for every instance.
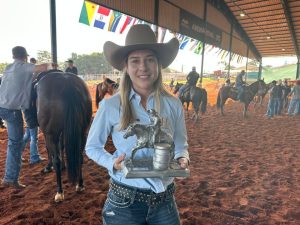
[129,88,155,102]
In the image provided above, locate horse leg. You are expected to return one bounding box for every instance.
[243,103,249,118]
[259,96,263,106]
[42,149,53,173]
[220,97,226,116]
[42,136,53,173]
[131,147,140,160]
[45,134,64,202]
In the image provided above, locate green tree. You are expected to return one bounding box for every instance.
[37,50,52,63]
[69,52,110,75]
[0,63,9,74]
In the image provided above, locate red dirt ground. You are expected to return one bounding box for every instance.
[0,81,300,225]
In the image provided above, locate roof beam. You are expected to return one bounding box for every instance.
[231,3,282,13]
[226,0,269,8]
[209,0,261,60]
[281,0,300,58]
[238,10,284,19]
[243,21,288,29]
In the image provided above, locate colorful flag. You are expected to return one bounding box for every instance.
[119,15,132,34]
[79,1,98,26]
[189,40,199,51]
[176,33,185,43]
[108,11,122,32]
[94,6,111,29]
[194,41,203,54]
[179,36,190,50]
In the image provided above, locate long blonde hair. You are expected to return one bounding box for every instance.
[118,67,171,130]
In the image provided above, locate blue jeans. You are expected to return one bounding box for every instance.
[178,84,188,98]
[102,182,181,225]
[273,98,281,115]
[266,98,275,117]
[288,98,300,115]
[0,107,24,183]
[237,86,244,100]
[22,127,40,163]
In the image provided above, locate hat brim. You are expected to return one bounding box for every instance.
[104,38,179,71]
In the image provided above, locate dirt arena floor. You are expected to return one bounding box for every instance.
[0,81,300,225]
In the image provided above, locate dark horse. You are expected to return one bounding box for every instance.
[95,78,118,108]
[36,71,92,202]
[217,79,266,118]
[173,82,207,122]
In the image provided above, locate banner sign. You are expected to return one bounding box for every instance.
[179,9,222,47]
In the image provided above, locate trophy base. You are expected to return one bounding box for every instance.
[123,159,190,178]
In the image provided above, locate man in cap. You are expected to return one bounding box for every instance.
[235,70,246,101]
[178,66,200,98]
[65,59,78,75]
[0,46,50,188]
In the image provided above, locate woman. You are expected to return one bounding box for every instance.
[85,24,189,225]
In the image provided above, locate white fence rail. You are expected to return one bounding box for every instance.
[79,73,186,82]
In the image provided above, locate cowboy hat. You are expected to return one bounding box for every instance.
[103,24,179,71]
[65,59,74,63]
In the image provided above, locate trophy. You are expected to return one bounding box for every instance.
[122,109,190,179]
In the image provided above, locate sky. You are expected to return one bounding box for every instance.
[0,0,297,73]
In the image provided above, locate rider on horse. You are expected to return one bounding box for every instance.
[235,70,246,101]
[178,66,199,98]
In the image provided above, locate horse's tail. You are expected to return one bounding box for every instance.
[95,84,100,108]
[217,89,221,108]
[63,81,90,184]
[200,89,208,114]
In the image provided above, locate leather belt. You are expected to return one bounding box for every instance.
[110,180,175,206]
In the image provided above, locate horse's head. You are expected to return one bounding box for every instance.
[103,78,118,95]
[123,124,135,139]
[173,82,182,94]
[257,79,267,94]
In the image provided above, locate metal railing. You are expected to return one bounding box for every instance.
[79,73,186,82]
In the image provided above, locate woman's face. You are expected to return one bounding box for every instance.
[126,49,159,96]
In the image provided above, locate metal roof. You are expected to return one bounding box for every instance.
[223,0,300,58]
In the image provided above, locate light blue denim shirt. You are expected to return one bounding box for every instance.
[85,89,189,193]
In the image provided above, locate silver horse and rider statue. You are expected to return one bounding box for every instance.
[123,109,190,178]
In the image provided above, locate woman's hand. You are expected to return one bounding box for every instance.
[113,153,126,170]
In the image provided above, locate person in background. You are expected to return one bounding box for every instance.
[287,80,300,115]
[277,79,284,115]
[21,57,45,164]
[85,24,189,225]
[30,57,37,64]
[178,66,199,98]
[169,77,175,90]
[235,70,246,101]
[0,46,50,188]
[65,59,78,75]
[282,79,291,110]
[266,80,280,118]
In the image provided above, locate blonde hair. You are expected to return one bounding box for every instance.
[118,67,171,130]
